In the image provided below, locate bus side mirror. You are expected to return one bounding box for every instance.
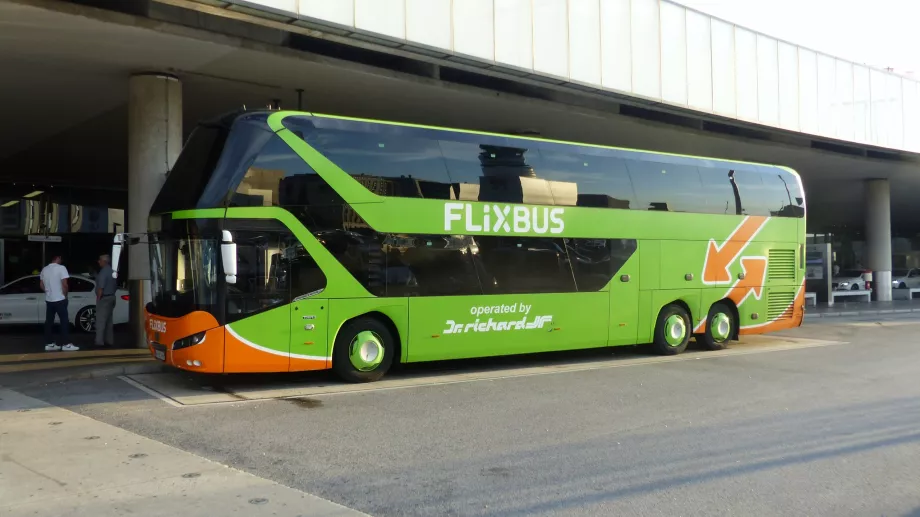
[221,230,237,285]
[111,233,124,279]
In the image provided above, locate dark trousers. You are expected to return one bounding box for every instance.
[44,299,69,344]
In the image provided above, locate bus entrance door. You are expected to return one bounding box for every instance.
[289,298,329,372]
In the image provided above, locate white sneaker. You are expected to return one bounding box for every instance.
[61,344,80,352]
[45,344,61,351]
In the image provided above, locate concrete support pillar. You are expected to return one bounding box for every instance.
[865,179,892,302]
[128,73,182,346]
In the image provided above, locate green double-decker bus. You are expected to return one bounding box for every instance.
[118,110,806,382]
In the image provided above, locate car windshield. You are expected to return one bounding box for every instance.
[893,270,909,277]
[149,234,219,318]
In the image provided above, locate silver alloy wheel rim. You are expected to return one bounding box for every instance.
[80,308,95,332]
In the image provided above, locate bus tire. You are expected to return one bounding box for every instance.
[332,317,395,383]
[700,302,735,351]
[652,304,691,355]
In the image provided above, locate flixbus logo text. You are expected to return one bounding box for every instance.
[444,202,564,234]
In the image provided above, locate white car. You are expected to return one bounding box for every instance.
[0,274,129,332]
[892,269,920,290]
[833,270,871,291]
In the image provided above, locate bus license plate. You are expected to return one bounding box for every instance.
[154,350,166,361]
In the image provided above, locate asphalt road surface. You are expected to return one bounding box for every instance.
[14,315,920,517]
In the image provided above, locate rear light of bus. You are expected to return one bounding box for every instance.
[121,295,130,301]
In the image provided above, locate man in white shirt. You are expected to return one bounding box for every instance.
[40,255,79,351]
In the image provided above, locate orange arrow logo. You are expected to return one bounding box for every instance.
[726,256,768,306]
[702,216,768,284]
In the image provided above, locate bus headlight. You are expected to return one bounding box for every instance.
[173,331,207,351]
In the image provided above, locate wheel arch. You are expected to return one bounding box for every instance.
[710,298,741,340]
[334,311,403,365]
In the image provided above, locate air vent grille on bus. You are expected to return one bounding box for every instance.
[768,249,796,280]
[767,291,796,320]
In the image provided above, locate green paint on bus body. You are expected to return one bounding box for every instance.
[160,111,805,367]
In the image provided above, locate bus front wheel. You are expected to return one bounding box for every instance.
[652,304,691,355]
[333,317,395,383]
[699,302,736,351]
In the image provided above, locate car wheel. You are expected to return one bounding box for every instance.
[652,304,691,355]
[332,317,395,383]
[75,305,96,333]
[851,284,860,291]
[699,302,736,351]
[899,283,908,289]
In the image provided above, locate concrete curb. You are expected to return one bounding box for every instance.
[1,361,169,388]
[804,307,920,319]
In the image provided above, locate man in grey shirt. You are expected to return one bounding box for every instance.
[95,254,117,347]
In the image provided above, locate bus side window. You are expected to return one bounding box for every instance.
[625,159,708,213]
[473,236,577,294]
[538,150,638,209]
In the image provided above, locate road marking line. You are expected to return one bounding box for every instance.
[125,337,847,407]
[118,375,184,408]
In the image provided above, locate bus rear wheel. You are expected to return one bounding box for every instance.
[652,304,691,355]
[332,317,395,383]
[700,302,735,351]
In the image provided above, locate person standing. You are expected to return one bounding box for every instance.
[40,255,79,351]
[94,254,117,347]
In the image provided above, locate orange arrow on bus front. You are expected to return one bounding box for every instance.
[703,216,768,284]
[726,256,768,306]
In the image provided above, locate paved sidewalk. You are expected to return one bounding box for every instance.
[0,388,367,517]
[804,299,920,319]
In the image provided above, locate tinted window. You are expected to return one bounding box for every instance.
[564,238,638,291]
[383,234,481,296]
[1,277,42,294]
[224,220,326,323]
[69,278,95,293]
[473,237,576,294]
[305,128,453,199]
[626,160,708,212]
[438,139,555,205]
[698,166,742,215]
[232,134,342,208]
[539,151,637,209]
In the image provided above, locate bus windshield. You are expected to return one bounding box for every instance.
[149,234,220,318]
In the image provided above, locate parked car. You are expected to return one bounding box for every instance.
[892,269,920,290]
[833,270,871,291]
[0,274,129,332]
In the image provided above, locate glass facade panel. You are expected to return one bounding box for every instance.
[734,27,758,121]
[853,65,871,142]
[568,0,601,85]
[354,0,405,39]
[660,1,688,106]
[630,0,661,98]
[904,80,920,152]
[298,0,353,26]
[887,74,905,149]
[532,0,569,78]
[494,0,533,70]
[600,0,632,92]
[756,35,779,125]
[710,18,736,116]
[452,0,494,61]
[777,42,799,130]
[817,54,837,137]
[835,60,855,141]
[406,0,451,49]
[686,9,713,112]
[798,48,819,134]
